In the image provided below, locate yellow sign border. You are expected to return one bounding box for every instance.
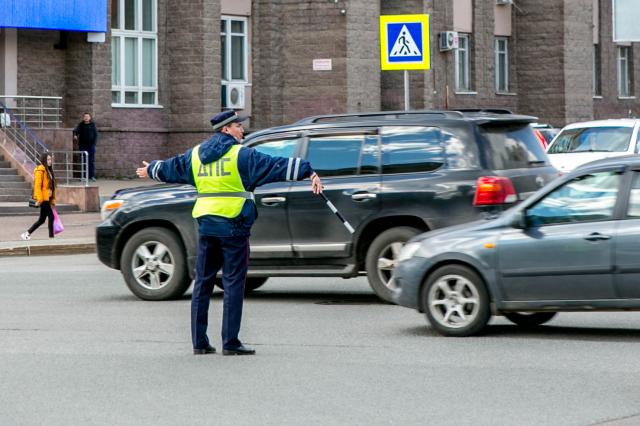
[379,14,430,70]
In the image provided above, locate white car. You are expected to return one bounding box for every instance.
[546,119,640,172]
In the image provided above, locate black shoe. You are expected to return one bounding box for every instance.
[193,344,216,355]
[222,345,256,356]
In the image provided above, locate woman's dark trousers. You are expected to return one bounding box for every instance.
[28,201,54,238]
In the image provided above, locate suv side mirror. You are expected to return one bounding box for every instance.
[510,211,527,229]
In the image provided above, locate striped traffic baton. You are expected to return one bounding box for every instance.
[319,192,355,234]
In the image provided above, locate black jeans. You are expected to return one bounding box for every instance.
[28,201,54,238]
[80,144,96,179]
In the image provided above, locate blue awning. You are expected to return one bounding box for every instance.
[0,0,107,32]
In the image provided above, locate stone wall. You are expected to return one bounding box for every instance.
[17,30,66,99]
[252,0,349,128]
[593,0,640,119]
[515,0,566,126]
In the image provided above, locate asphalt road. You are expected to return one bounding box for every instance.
[1,254,640,425]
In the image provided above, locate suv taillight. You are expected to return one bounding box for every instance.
[473,176,518,206]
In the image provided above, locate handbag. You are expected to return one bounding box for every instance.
[28,198,38,208]
[52,207,64,235]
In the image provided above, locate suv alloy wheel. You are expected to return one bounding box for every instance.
[365,226,421,302]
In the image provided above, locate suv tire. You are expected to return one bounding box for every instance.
[214,277,268,294]
[365,226,421,302]
[121,227,190,301]
[503,312,557,327]
[422,264,491,336]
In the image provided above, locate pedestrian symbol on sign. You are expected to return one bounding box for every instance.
[390,25,421,57]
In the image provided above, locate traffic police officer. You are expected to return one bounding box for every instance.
[136,110,323,355]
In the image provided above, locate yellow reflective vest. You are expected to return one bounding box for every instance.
[191,144,254,218]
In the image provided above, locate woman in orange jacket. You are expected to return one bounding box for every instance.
[21,151,56,240]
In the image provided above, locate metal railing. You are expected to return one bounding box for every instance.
[0,102,49,167]
[50,150,89,186]
[0,95,63,128]
[0,101,88,186]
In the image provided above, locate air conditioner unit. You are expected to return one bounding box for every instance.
[225,84,246,109]
[496,0,513,5]
[438,31,459,51]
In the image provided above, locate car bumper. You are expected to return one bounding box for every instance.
[391,257,432,311]
[96,220,120,269]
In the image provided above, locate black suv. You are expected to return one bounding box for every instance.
[96,109,558,301]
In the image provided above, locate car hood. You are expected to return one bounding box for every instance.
[406,212,514,262]
[547,151,628,173]
[112,183,196,205]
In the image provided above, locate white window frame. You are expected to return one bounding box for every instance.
[617,45,632,98]
[495,37,509,93]
[221,16,248,84]
[111,0,159,107]
[455,34,470,92]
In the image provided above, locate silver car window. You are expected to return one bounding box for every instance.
[548,127,633,154]
[526,171,621,226]
[627,172,640,217]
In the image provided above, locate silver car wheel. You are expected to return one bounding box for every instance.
[130,241,175,290]
[428,274,481,329]
[376,241,404,290]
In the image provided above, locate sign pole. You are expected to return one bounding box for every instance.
[404,70,410,111]
[379,14,430,111]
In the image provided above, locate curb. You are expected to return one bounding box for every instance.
[0,241,96,257]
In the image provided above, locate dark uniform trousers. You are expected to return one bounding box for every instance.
[191,233,249,350]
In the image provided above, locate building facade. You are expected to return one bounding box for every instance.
[1,0,638,177]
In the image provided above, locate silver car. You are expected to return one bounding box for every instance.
[392,155,640,336]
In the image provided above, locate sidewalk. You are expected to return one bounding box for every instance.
[0,178,158,257]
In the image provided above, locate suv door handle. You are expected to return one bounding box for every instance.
[351,193,377,201]
[584,232,611,241]
[261,196,286,205]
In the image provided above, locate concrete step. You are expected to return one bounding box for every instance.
[0,188,32,196]
[0,181,30,189]
[0,168,18,176]
[0,175,24,182]
[0,161,11,168]
[0,194,31,202]
[0,202,80,216]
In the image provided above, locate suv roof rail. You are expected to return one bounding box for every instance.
[294,110,465,124]
[449,108,514,114]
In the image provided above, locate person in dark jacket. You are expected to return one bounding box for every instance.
[136,110,323,356]
[73,112,99,181]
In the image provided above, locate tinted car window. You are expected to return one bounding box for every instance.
[306,135,364,177]
[547,126,633,154]
[442,128,479,170]
[479,124,548,170]
[526,171,621,226]
[253,138,299,157]
[381,126,444,174]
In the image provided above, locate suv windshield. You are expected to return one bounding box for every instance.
[547,126,633,154]
[479,124,548,170]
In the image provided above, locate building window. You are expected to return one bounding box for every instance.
[111,0,158,106]
[455,34,470,92]
[593,44,602,96]
[617,46,633,97]
[221,16,248,108]
[495,38,509,93]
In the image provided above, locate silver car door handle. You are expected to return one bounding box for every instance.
[351,193,377,201]
[584,233,611,241]
[261,196,286,205]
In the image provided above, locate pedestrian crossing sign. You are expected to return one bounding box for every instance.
[380,14,430,70]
